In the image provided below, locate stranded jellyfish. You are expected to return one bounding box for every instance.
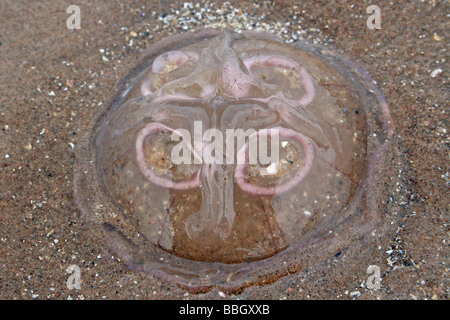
[74,29,392,293]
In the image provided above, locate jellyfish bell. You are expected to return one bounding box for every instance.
[74,29,392,293]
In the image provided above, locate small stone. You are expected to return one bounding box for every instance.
[433,34,442,41]
[430,68,442,78]
[130,31,138,37]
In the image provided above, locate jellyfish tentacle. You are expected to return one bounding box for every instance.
[185,153,237,240]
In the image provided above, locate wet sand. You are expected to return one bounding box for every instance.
[0,0,448,299]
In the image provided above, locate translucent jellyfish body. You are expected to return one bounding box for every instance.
[74,29,392,293]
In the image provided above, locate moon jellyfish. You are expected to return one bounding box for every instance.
[74,29,392,293]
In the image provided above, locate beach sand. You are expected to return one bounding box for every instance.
[0,0,447,299]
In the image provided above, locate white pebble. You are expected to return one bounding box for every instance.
[430,68,442,78]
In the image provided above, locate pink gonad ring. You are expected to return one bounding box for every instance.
[135,122,201,190]
[235,127,314,196]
